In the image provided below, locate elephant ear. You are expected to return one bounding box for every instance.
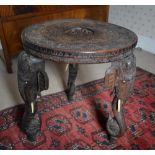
[37,71,49,92]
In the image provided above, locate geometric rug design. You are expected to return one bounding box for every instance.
[0,67,155,150]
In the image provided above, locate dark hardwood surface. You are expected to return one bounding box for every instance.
[22,19,137,64]
[0,5,109,73]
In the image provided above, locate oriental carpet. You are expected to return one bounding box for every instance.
[0,67,155,150]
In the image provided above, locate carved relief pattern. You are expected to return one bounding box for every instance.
[21,19,137,63]
[17,51,49,141]
[105,51,136,140]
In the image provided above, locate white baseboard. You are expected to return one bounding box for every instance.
[136,34,155,54]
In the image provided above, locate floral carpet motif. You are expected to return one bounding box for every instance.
[0,67,155,150]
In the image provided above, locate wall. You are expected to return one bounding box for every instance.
[109,5,155,54]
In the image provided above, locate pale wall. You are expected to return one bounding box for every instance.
[109,5,155,54]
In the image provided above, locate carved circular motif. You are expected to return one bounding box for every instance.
[41,22,119,48]
[64,27,94,35]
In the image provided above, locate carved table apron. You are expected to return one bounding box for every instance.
[18,19,137,141]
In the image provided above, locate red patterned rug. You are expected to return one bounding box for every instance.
[0,67,155,150]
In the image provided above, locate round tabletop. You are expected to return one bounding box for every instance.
[22,19,138,63]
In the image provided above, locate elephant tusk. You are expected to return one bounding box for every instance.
[65,64,69,72]
[117,99,121,112]
[31,102,34,113]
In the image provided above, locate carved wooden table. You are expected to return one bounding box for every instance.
[18,19,137,141]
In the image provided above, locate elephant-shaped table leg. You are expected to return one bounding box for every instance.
[106,52,136,141]
[67,64,78,101]
[17,51,49,141]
